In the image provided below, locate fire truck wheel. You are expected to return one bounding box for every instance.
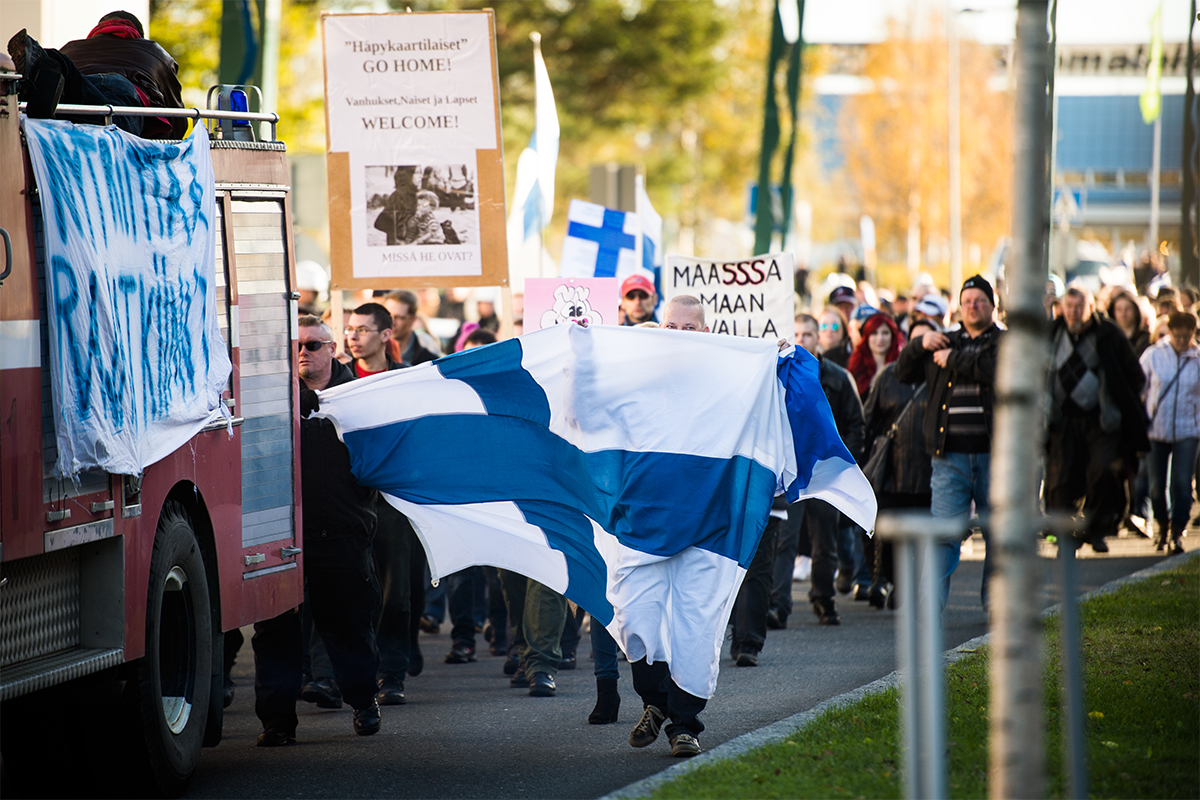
[129,501,213,797]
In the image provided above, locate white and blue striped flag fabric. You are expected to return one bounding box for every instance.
[315,324,875,698]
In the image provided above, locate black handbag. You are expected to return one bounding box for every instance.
[863,382,924,493]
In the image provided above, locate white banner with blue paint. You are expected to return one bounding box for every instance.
[23,119,231,478]
[316,323,875,698]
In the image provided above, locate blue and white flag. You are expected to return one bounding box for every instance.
[506,33,558,266]
[23,119,230,478]
[561,189,663,289]
[317,324,874,697]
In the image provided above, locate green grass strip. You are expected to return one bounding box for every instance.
[643,556,1199,800]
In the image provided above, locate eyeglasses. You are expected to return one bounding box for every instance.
[819,323,841,331]
[344,326,379,337]
[298,340,331,352]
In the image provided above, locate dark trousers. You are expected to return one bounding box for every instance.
[1148,437,1200,531]
[447,566,485,646]
[1046,414,1125,542]
[731,516,781,653]
[373,500,418,679]
[630,658,707,739]
[873,493,932,588]
[254,534,382,731]
[499,571,567,677]
[801,499,841,602]
[769,501,805,621]
[484,566,509,650]
[252,609,303,736]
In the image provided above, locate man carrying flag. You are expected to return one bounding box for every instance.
[313,320,876,757]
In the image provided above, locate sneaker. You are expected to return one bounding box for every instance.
[419,614,441,634]
[669,732,702,758]
[445,642,477,664]
[377,674,406,706]
[628,704,666,748]
[793,555,811,581]
[812,597,841,625]
[300,676,343,709]
[736,649,759,667]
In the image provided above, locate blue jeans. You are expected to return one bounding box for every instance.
[930,452,992,610]
[591,623,620,681]
[1148,438,1199,531]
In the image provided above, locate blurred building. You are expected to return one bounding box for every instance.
[1051,41,1190,279]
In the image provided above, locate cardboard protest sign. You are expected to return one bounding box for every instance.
[22,120,231,478]
[322,11,508,289]
[524,277,619,331]
[663,253,795,340]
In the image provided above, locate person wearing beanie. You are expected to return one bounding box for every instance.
[895,274,1002,611]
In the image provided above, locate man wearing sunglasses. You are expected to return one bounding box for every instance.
[621,274,658,326]
[252,316,384,745]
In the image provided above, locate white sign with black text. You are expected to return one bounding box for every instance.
[663,253,795,340]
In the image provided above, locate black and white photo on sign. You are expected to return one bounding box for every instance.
[366,163,477,248]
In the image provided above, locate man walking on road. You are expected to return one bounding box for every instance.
[1046,286,1148,553]
[895,275,1001,610]
[252,316,383,745]
[623,295,715,759]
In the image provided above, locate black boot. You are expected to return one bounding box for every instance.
[588,677,620,724]
[1169,521,1186,555]
[1153,519,1169,552]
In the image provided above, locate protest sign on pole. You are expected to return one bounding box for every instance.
[663,253,795,340]
[524,277,619,331]
[322,10,508,289]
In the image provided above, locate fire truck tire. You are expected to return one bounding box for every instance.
[129,501,213,797]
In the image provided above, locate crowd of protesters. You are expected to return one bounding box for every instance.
[243,259,1196,754]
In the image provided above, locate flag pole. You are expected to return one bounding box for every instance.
[634,173,645,274]
[532,31,546,280]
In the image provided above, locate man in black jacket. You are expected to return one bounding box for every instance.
[895,274,1001,610]
[768,314,865,627]
[1046,287,1148,552]
[252,316,382,745]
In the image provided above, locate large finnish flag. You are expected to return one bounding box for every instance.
[316,324,874,698]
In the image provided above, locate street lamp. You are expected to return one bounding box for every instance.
[949,7,982,296]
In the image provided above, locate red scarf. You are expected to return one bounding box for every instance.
[87,19,143,40]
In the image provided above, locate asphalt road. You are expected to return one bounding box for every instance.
[177,535,1177,800]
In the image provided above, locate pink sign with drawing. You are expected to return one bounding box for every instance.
[524,277,620,331]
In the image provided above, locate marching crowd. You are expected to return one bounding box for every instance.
[238,262,1198,759]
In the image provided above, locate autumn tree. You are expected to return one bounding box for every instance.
[839,14,1013,285]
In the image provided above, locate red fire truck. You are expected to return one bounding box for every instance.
[0,72,304,795]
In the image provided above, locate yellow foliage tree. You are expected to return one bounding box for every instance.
[839,15,1012,287]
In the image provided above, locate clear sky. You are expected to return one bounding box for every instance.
[804,0,1190,45]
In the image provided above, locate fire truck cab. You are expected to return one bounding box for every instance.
[0,72,304,795]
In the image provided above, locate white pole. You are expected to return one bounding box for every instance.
[634,174,645,274]
[949,10,963,295]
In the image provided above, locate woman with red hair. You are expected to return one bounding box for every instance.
[848,312,904,398]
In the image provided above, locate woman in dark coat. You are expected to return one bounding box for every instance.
[860,319,938,608]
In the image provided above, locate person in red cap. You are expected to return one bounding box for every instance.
[620,274,658,326]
